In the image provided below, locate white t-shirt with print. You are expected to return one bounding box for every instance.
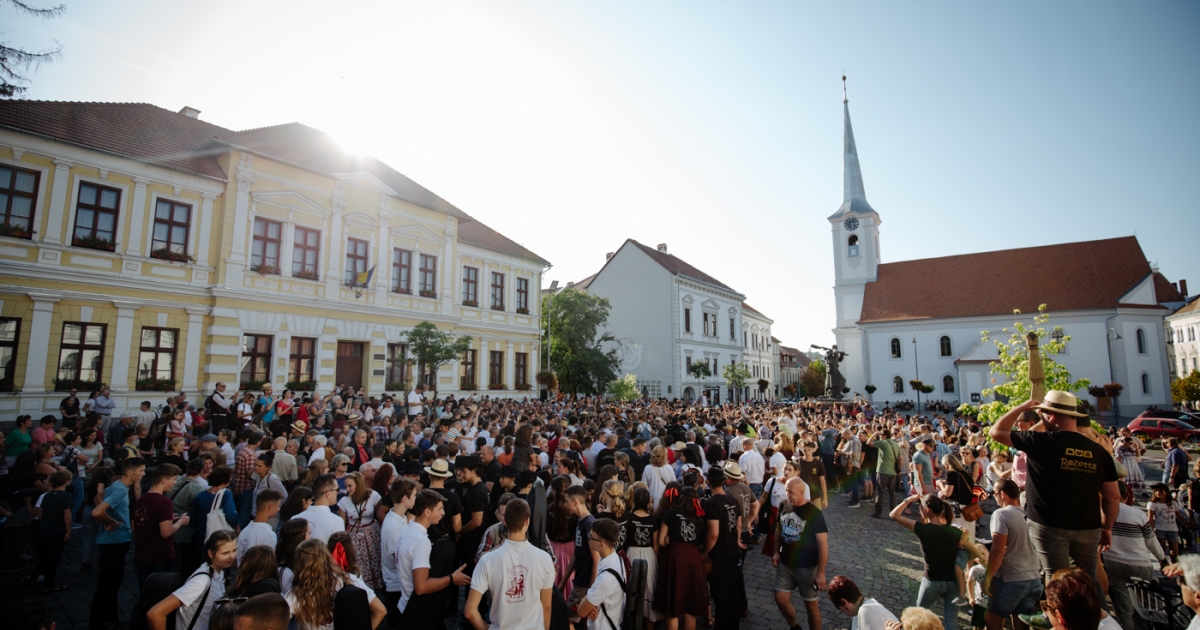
[469,538,556,630]
[237,521,277,564]
[173,565,225,630]
[586,552,627,630]
[293,505,345,543]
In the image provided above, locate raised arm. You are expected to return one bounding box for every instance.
[989,399,1036,447]
[890,495,919,530]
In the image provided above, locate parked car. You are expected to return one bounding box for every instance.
[1128,411,1200,443]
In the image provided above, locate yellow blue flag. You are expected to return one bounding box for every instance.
[355,265,375,287]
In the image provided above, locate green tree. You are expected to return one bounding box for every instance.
[607,373,640,401]
[1173,370,1200,405]
[722,362,751,401]
[2,1,66,98]
[800,359,826,398]
[757,378,769,393]
[401,321,472,396]
[687,361,712,380]
[542,288,621,396]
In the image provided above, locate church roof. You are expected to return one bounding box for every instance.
[828,100,878,221]
[859,236,1167,323]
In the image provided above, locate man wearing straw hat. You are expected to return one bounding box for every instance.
[989,391,1120,594]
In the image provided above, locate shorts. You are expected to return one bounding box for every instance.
[774,564,820,601]
[1158,530,1180,542]
[956,548,969,571]
[568,585,590,621]
[987,576,1042,617]
[971,603,987,628]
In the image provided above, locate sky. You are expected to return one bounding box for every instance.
[6,1,1199,348]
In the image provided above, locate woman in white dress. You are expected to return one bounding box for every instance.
[643,445,676,509]
[336,471,382,590]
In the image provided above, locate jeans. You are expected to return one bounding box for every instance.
[749,483,764,498]
[875,474,897,515]
[89,542,130,630]
[1104,559,1155,630]
[1027,522,1101,599]
[71,476,85,522]
[988,576,1042,618]
[917,577,960,629]
[848,468,862,503]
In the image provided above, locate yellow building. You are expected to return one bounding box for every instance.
[0,101,549,419]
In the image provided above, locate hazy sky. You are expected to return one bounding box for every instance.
[8,1,1199,348]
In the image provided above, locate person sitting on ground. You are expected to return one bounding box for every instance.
[827,575,899,630]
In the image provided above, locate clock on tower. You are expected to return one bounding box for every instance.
[843,217,859,232]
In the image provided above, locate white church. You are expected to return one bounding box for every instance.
[830,97,1184,419]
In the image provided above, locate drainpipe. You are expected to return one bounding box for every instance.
[1106,315,1120,426]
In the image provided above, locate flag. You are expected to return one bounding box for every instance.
[356,265,375,287]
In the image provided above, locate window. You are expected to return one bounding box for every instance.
[1141,372,1150,395]
[684,308,691,333]
[517,278,530,313]
[0,318,20,388]
[419,254,437,296]
[744,331,747,348]
[137,328,177,386]
[151,199,191,256]
[461,349,477,388]
[490,272,505,310]
[1136,328,1147,354]
[386,343,409,389]
[940,335,952,357]
[893,376,904,394]
[703,313,711,336]
[0,165,39,238]
[891,338,902,358]
[686,356,693,370]
[251,218,282,271]
[344,237,369,285]
[288,337,316,384]
[56,322,106,388]
[943,375,955,393]
[515,353,528,387]
[73,183,121,249]
[241,334,273,384]
[292,226,321,278]
[730,318,735,340]
[462,266,479,305]
[392,249,412,293]
[489,350,504,386]
[848,234,859,257]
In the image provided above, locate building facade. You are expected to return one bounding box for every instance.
[0,102,548,420]
[829,98,1180,418]
[741,304,775,400]
[1167,296,1200,381]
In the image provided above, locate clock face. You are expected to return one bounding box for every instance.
[843,217,860,232]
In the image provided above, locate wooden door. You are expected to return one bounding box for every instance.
[336,342,364,391]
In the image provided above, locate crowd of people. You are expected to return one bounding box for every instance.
[1,383,1198,630]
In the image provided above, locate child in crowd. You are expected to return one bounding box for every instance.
[1148,482,1186,562]
[965,553,989,630]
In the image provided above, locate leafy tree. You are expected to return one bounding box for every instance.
[2,1,66,98]
[864,384,877,402]
[1174,370,1200,405]
[722,362,751,397]
[687,361,712,380]
[401,321,472,396]
[799,359,826,398]
[607,373,640,401]
[757,378,769,393]
[542,288,620,396]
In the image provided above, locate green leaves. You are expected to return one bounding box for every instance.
[401,321,472,394]
[541,288,621,395]
[1172,370,1200,404]
[722,362,751,388]
[607,373,640,401]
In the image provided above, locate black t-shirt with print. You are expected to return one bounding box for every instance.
[620,513,658,550]
[703,493,742,552]
[573,514,596,587]
[776,502,828,569]
[459,480,490,550]
[662,509,705,548]
[797,458,826,499]
[1011,430,1118,530]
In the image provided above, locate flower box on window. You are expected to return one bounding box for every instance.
[515,382,532,391]
[72,234,116,252]
[487,382,507,390]
[136,377,178,391]
[240,379,268,391]
[0,382,22,395]
[393,288,412,295]
[285,380,318,392]
[251,263,281,275]
[385,381,410,392]
[419,289,437,298]
[0,223,33,239]
[460,381,478,391]
[293,269,320,281]
[491,305,505,312]
[53,378,108,392]
[462,300,478,307]
[150,247,195,264]
[516,307,530,315]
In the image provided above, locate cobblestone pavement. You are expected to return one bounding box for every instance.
[1,450,1168,630]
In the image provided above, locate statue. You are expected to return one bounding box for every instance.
[811,344,849,399]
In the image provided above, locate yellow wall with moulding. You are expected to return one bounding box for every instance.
[0,298,33,388]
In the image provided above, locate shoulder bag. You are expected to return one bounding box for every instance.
[205,489,233,541]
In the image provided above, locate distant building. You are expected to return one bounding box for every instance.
[1167,291,1200,382]
[778,344,811,397]
[829,97,1181,418]
[742,304,775,400]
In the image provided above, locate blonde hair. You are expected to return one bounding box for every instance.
[942,453,968,475]
[649,445,668,467]
[900,607,944,630]
[290,539,350,628]
[600,479,627,519]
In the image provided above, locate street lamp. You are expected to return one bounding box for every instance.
[912,335,921,414]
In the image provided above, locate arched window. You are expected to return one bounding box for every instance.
[1136,328,1147,354]
[940,335,952,357]
[893,376,904,393]
[891,338,902,359]
[1141,372,1150,395]
[943,375,955,393]
[848,235,859,257]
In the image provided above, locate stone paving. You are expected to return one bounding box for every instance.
[0,450,1168,630]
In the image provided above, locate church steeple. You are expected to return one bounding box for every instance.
[830,77,878,220]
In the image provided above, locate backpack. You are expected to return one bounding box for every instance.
[332,583,373,630]
[132,570,213,630]
[597,555,646,630]
[149,416,170,446]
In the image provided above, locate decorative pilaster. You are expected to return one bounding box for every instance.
[506,341,515,389]
[280,220,297,278]
[225,161,254,289]
[184,307,209,392]
[325,184,346,296]
[125,178,150,256]
[479,339,489,388]
[196,193,215,267]
[109,301,139,391]
[41,159,73,244]
[375,210,390,304]
[22,293,61,393]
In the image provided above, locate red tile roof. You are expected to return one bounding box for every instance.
[859,236,1162,323]
[458,219,549,266]
[780,346,813,368]
[628,240,739,294]
[1153,272,1185,304]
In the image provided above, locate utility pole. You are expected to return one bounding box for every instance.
[912,335,921,414]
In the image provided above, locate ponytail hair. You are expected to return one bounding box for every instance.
[920,495,954,523]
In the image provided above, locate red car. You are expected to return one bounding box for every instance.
[1128,411,1200,443]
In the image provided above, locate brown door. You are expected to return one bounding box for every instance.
[336,342,364,391]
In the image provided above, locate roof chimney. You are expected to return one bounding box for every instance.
[178,106,201,119]
[657,243,668,254]
[1181,279,1189,297]
[606,252,614,261]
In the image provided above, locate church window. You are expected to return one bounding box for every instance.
[892,376,904,394]
[1141,372,1150,395]
[1136,328,1147,354]
[890,338,902,359]
[848,235,859,257]
[940,336,952,357]
[684,308,691,333]
[943,375,955,393]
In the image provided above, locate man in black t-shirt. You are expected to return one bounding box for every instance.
[990,391,1120,592]
[772,477,829,630]
[704,467,744,630]
[455,456,490,572]
[424,459,463,542]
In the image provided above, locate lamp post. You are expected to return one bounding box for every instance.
[912,335,921,414]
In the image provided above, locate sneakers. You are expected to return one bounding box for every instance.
[847,502,861,508]
[1018,612,1051,629]
[952,595,970,607]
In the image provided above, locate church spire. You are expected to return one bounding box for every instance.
[831,76,877,219]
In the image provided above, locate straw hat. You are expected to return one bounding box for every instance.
[722,460,745,480]
[424,459,454,478]
[1032,390,1088,418]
